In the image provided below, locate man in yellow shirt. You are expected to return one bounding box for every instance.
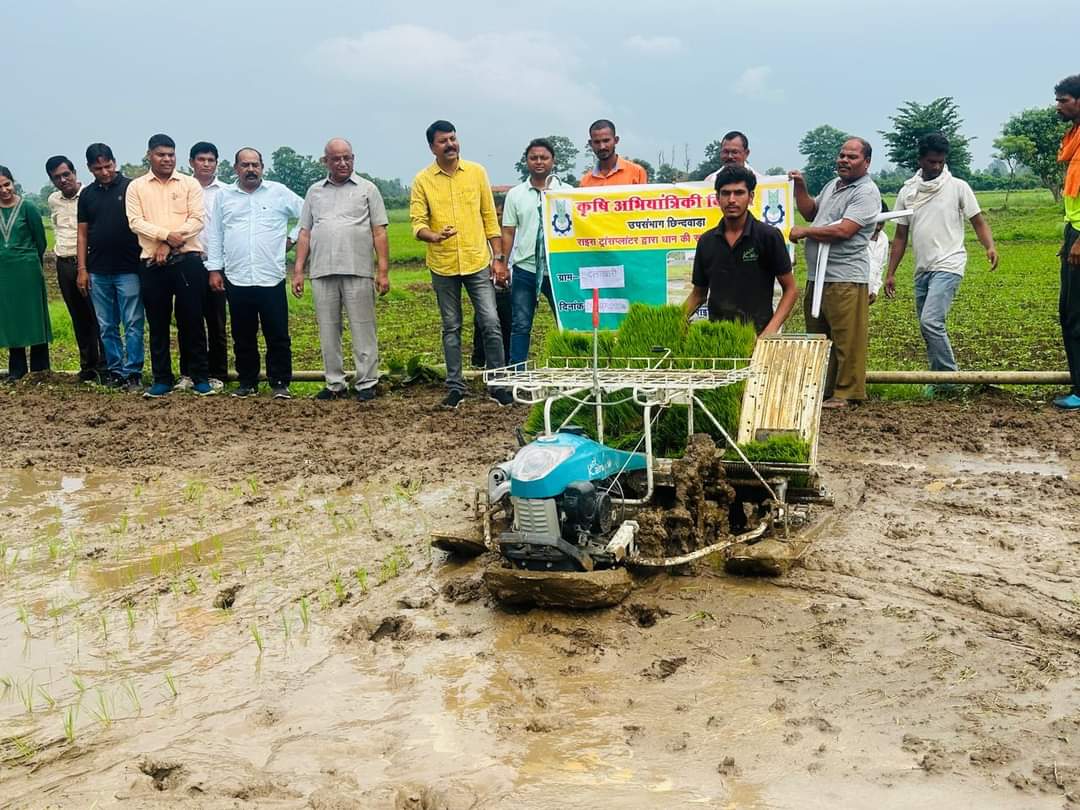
[410,120,511,408]
[125,133,211,398]
[578,119,648,187]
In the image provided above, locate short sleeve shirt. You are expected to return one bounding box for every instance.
[803,174,881,284]
[691,214,792,333]
[47,189,80,258]
[76,176,142,275]
[578,157,648,187]
[300,174,389,279]
[502,176,564,273]
[894,176,980,276]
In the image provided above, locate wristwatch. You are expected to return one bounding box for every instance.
[493,254,506,262]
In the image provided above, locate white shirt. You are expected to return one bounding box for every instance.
[867,229,888,296]
[199,178,226,241]
[894,176,980,276]
[47,188,80,258]
[205,180,303,286]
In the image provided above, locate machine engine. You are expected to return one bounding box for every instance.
[490,431,646,572]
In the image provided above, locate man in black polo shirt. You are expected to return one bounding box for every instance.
[683,165,797,334]
[76,143,145,391]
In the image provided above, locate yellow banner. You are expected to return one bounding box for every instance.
[544,178,794,252]
[541,179,796,329]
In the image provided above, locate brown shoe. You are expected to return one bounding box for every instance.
[821,397,849,410]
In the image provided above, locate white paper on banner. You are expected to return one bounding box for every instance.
[579,265,625,290]
[598,299,630,314]
[810,210,912,318]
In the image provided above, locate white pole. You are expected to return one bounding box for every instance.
[810,210,911,319]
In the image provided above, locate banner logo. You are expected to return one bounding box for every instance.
[762,188,785,227]
[551,199,573,236]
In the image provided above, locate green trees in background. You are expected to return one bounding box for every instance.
[992,134,1036,208]
[513,135,580,185]
[797,124,850,195]
[216,159,236,183]
[655,163,683,183]
[690,140,723,181]
[998,107,1071,202]
[879,97,973,177]
[119,157,149,179]
[265,147,325,196]
[259,146,408,206]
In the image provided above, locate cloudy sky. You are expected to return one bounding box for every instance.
[5,0,1072,191]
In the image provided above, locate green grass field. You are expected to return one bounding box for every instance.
[786,189,1067,373]
[32,191,1070,388]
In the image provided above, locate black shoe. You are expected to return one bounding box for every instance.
[314,387,346,400]
[125,375,144,393]
[355,386,377,402]
[78,369,99,383]
[271,385,291,400]
[441,390,466,409]
[489,388,514,407]
[233,384,257,398]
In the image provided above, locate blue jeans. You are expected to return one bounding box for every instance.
[509,266,555,367]
[430,269,506,393]
[914,271,963,372]
[90,272,145,378]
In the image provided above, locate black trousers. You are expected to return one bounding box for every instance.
[56,256,105,376]
[8,344,50,378]
[179,281,228,380]
[224,277,292,387]
[1062,224,1080,395]
[471,285,512,367]
[142,253,209,386]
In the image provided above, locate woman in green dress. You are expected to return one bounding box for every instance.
[0,165,52,381]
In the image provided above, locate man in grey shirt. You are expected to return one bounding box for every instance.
[788,138,881,408]
[292,138,390,401]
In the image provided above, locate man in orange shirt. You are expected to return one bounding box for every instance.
[578,120,648,187]
[125,133,211,398]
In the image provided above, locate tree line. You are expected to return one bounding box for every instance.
[509,97,1070,203]
[24,99,1070,213]
[792,98,1069,200]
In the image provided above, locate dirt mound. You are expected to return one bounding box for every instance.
[634,433,735,558]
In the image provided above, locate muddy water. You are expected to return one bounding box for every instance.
[0,387,1078,808]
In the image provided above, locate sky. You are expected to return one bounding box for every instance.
[4,0,1073,193]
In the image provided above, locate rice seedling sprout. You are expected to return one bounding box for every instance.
[299,597,310,632]
[250,623,264,654]
[63,705,77,744]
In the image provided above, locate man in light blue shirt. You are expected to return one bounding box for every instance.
[205,147,302,398]
[502,138,564,367]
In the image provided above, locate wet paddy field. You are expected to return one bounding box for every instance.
[0,383,1078,809]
